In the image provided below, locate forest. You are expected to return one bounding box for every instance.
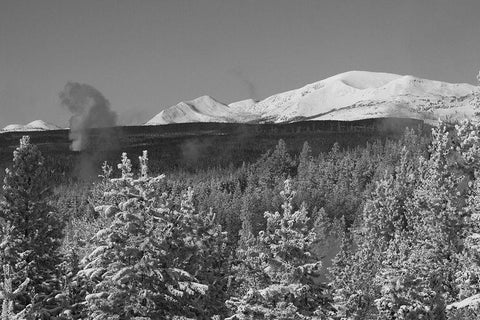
[1,119,480,319]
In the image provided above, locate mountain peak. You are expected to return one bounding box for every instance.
[322,70,403,89]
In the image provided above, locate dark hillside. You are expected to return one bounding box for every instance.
[0,117,427,180]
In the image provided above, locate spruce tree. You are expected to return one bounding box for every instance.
[329,147,419,319]
[80,152,230,319]
[256,139,295,189]
[227,180,334,319]
[297,141,313,185]
[0,136,63,312]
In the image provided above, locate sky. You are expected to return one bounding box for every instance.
[1,0,480,128]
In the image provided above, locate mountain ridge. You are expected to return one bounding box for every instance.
[146,71,478,125]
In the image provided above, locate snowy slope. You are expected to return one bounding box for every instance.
[248,71,477,123]
[228,99,257,110]
[1,120,61,132]
[145,95,257,125]
[146,71,479,125]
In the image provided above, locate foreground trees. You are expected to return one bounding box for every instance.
[0,136,64,317]
[79,152,230,319]
[6,117,480,318]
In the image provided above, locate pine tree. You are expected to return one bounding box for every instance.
[170,188,231,318]
[373,234,446,320]
[80,151,230,319]
[227,180,334,319]
[0,265,31,320]
[297,141,313,185]
[328,224,361,319]
[0,136,63,314]
[256,140,295,189]
[329,146,421,319]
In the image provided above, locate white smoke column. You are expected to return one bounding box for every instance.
[59,82,117,151]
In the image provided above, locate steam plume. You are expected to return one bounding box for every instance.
[59,82,117,151]
[228,68,258,100]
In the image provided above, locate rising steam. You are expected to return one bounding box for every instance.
[228,68,258,100]
[59,82,117,151]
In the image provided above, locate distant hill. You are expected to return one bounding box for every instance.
[0,118,429,181]
[146,71,478,125]
[1,120,62,133]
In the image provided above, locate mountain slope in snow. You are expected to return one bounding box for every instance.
[246,71,477,124]
[1,120,61,132]
[145,95,257,125]
[146,71,479,125]
[228,99,257,110]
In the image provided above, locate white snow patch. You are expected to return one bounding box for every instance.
[447,294,480,310]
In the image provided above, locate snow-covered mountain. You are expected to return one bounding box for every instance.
[146,71,479,125]
[145,95,258,125]
[1,120,61,132]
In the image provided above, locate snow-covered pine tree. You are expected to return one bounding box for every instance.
[168,187,231,317]
[0,264,31,320]
[79,152,202,319]
[0,136,63,314]
[256,139,295,190]
[297,141,313,185]
[329,147,419,319]
[373,234,445,320]
[328,223,360,319]
[227,179,334,319]
[80,151,230,319]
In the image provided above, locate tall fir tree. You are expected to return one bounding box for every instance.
[0,136,63,314]
[227,179,334,319]
[80,151,230,319]
[329,146,419,319]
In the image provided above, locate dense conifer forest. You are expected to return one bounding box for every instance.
[1,120,480,319]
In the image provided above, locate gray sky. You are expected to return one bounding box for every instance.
[1,0,479,128]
